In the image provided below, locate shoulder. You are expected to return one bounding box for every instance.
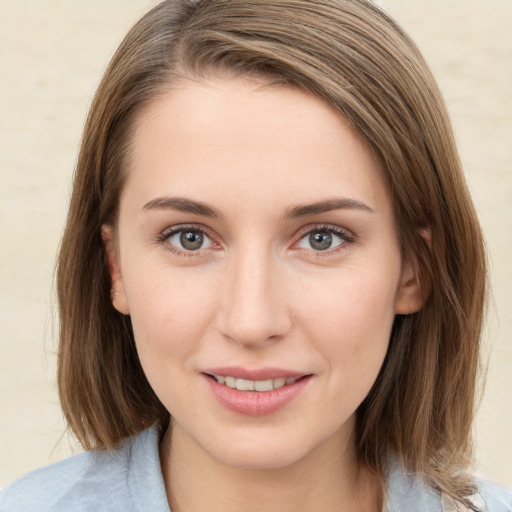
[385,462,512,512]
[474,477,512,512]
[0,447,130,512]
[441,479,512,512]
[0,425,168,512]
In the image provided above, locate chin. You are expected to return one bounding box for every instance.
[201,430,326,471]
[217,446,306,471]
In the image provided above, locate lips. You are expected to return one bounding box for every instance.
[203,366,307,381]
[202,367,312,416]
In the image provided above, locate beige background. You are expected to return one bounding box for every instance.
[1,0,511,490]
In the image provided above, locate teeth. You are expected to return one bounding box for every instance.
[213,375,299,392]
[254,379,273,392]
[236,378,255,391]
[274,377,286,389]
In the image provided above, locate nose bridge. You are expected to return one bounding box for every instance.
[218,243,290,346]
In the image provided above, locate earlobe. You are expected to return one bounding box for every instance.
[395,229,431,315]
[101,225,130,315]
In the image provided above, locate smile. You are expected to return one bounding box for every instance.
[204,372,313,416]
[211,375,300,392]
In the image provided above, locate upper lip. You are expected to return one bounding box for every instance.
[202,366,309,381]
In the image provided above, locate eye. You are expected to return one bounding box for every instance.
[166,228,214,252]
[296,227,352,252]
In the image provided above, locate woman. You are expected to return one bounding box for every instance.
[1,1,511,510]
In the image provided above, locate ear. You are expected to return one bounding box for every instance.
[101,225,130,315]
[395,228,431,315]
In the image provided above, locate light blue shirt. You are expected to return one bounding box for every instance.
[1,425,511,511]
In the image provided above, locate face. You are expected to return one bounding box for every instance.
[106,77,423,470]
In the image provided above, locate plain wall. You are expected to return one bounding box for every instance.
[1,0,511,489]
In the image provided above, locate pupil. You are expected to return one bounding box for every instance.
[309,231,332,250]
[180,230,203,250]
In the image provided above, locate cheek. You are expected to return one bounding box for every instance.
[124,267,220,415]
[301,265,397,329]
[300,275,397,419]
[297,266,399,373]
[123,262,218,364]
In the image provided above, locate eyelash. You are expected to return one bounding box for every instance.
[155,223,356,258]
[155,224,219,258]
[293,224,356,256]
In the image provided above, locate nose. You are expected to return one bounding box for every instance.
[216,248,292,348]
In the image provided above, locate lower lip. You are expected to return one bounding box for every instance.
[203,374,312,416]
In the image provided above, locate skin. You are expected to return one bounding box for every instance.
[104,77,424,512]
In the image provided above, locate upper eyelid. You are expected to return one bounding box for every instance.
[160,223,215,239]
[156,225,219,257]
[157,224,219,249]
[159,223,352,236]
[291,224,357,256]
[293,223,355,241]
[156,222,355,251]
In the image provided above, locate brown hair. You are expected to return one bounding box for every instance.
[57,0,486,502]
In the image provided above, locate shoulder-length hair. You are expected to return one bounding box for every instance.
[57,0,486,501]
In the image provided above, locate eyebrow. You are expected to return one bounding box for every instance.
[142,196,221,218]
[283,198,375,218]
[141,196,374,219]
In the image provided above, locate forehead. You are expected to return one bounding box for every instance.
[121,77,391,215]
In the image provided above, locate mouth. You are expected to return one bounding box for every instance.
[203,370,313,416]
[205,374,304,392]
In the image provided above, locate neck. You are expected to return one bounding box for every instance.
[159,421,382,512]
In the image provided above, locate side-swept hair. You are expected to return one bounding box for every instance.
[57,0,486,501]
